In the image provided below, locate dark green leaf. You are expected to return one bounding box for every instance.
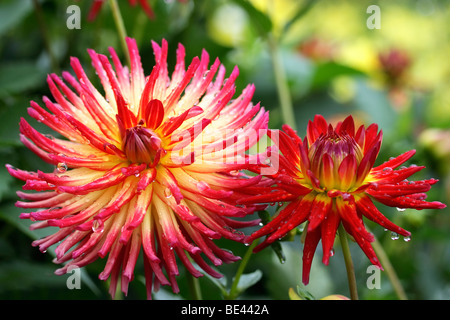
[233,269,262,294]
[0,0,33,36]
[0,62,46,98]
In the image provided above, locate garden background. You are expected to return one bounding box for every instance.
[0,0,449,300]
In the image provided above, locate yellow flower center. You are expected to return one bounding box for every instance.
[307,132,363,192]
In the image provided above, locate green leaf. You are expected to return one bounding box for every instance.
[293,285,316,300]
[202,270,229,297]
[0,62,46,98]
[0,165,14,202]
[0,260,67,293]
[0,0,33,36]
[283,0,316,35]
[231,0,272,38]
[311,61,366,89]
[233,269,262,295]
[0,202,101,296]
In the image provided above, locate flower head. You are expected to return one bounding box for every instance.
[243,114,446,285]
[378,48,411,87]
[7,38,269,298]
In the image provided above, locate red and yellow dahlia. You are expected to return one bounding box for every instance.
[6,37,269,298]
[242,114,446,285]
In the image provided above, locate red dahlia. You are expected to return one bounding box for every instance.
[242,114,446,285]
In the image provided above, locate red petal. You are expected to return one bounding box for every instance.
[321,204,340,265]
[337,115,355,137]
[372,149,416,172]
[336,197,374,242]
[338,153,357,189]
[143,99,165,129]
[302,226,321,285]
[355,195,410,236]
[307,193,332,231]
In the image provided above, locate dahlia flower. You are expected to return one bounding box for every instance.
[242,114,446,285]
[6,37,269,298]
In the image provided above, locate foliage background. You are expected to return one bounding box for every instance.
[0,0,449,300]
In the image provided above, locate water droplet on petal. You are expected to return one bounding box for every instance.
[390,232,399,240]
[396,207,406,212]
[403,236,411,242]
[383,167,393,172]
[92,219,104,233]
[330,248,335,257]
[56,162,68,173]
[164,188,172,198]
[229,170,240,176]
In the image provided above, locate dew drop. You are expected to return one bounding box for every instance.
[92,219,104,233]
[390,232,399,240]
[56,162,68,173]
[383,167,393,172]
[229,170,240,176]
[44,134,55,140]
[164,188,172,198]
[396,207,406,212]
[403,236,411,242]
[330,248,335,257]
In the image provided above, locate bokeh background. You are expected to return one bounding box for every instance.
[0,0,449,300]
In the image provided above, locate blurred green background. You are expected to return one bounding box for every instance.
[0,0,449,300]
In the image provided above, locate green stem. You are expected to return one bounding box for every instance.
[267,33,297,131]
[108,0,131,68]
[226,240,258,300]
[186,273,203,300]
[370,232,408,300]
[338,224,359,300]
